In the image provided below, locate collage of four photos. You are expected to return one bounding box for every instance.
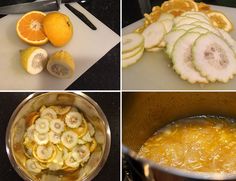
[1,0,236,180]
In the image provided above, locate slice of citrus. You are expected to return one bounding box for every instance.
[161,1,174,12]
[207,11,233,32]
[184,0,198,11]
[167,8,185,16]
[16,11,48,45]
[197,2,210,12]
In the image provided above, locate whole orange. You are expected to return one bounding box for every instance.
[43,12,73,47]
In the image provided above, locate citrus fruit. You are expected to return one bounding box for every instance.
[47,50,75,79]
[207,11,233,32]
[43,12,73,47]
[20,47,48,75]
[16,11,48,45]
[197,2,210,12]
[184,0,198,11]
[167,9,185,16]
[161,0,198,14]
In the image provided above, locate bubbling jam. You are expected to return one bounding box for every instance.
[138,116,236,173]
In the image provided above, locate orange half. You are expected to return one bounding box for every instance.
[16,11,48,45]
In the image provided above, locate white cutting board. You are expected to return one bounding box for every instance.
[0,3,119,90]
[123,5,236,90]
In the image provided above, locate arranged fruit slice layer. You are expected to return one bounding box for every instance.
[193,33,236,83]
[122,33,144,53]
[183,14,210,24]
[182,11,210,20]
[175,24,196,31]
[146,46,163,52]
[122,48,144,68]
[164,29,186,57]
[161,19,174,33]
[218,28,236,51]
[122,32,145,68]
[175,17,199,27]
[122,46,143,59]
[158,13,175,21]
[16,11,48,45]
[142,22,166,49]
[191,21,220,36]
[172,32,208,83]
[188,27,209,34]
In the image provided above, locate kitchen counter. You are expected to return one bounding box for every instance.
[0,92,120,181]
[0,0,120,90]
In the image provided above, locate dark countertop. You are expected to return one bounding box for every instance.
[0,0,120,90]
[0,92,120,181]
[123,0,236,27]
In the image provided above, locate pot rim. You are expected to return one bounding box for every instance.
[6,92,111,181]
[123,144,236,180]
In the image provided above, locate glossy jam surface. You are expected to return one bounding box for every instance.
[138,116,236,173]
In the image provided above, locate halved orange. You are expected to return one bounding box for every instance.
[207,11,233,32]
[16,11,48,45]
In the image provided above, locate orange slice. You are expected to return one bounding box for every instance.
[161,0,195,12]
[207,11,233,32]
[197,2,210,11]
[184,0,198,11]
[167,8,185,16]
[16,11,48,45]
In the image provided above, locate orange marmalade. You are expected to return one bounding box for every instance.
[138,116,236,173]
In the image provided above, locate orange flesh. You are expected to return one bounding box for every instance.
[138,116,236,173]
[18,13,47,41]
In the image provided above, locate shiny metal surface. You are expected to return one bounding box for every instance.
[6,92,111,181]
[123,92,236,180]
[0,0,59,14]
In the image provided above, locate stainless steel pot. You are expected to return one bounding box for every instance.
[123,92,236,181]
[6,92,111,181]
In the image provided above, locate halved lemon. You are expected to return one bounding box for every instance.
[207,11,233,32]
[16,11,48,45]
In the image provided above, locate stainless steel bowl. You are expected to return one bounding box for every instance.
[123,92,236,181]
[6,92,111,181]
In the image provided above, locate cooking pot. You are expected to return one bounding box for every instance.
[123,92,236,181]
